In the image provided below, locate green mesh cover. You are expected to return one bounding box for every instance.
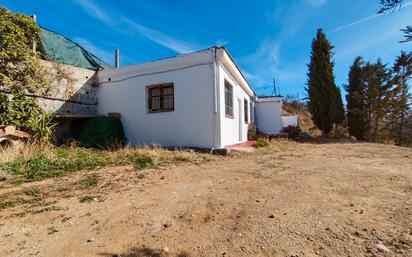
[40,27,112,70]
[69,116,126,149]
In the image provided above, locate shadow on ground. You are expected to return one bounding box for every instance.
[99,247,190,257]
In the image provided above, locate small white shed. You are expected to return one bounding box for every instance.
[255,96,283,134]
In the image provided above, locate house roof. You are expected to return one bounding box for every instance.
[98,46,257,97]
[39,27,112,70]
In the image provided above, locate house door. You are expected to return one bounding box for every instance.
[238,99,243,141]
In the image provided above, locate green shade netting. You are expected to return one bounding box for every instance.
[69,116,126,148]
[40,27,112,70]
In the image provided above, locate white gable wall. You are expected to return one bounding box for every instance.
[216,48,255,147]
[255,97,283,134]
[97,51,218,148]
[218,65,252,147]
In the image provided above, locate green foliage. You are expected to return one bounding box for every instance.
[0,7,50,94]
[345,57,368,140]
[378,0,411,43]
[364,59,393,141]
[29,113,57,143]
[306,29,345,134]
[0,147,157,182]
[247,123,257,140]
[389,51,412,145]
[255,138,270,148]
[0,91,56,142]
[0,90,40,129]
[282,125,302,139]
[345,51,412,146]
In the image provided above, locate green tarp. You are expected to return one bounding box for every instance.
[40,27,112,70]
[69,116,126,148]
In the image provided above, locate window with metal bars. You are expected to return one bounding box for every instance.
[148,83,174,113]
[224,80,234,117]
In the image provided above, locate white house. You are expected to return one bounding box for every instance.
[96,46,283,149]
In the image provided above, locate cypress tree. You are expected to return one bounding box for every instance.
[389,51,412,145]
[364,60,393,141]
[306,29,343,134]
[346,57,367,140]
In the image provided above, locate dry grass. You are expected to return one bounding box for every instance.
[0,143,211,183]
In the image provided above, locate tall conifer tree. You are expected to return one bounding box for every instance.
[307,29,344,134]
[346,57,367,140]
[390,51,412,145]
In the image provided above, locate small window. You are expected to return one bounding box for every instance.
[148,83,174,113]
[224,80,234,117]
[244,99,248,123]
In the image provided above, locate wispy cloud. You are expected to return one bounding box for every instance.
[72,0,199,53]
[329,1,412,34]
[306,0,328,7]
[240,39,304,94]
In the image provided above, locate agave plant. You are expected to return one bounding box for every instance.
[29,112,57,143]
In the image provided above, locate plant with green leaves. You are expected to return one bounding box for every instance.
[378,0,412,43]
[29,112,57,143]
[0,7,50,94]
[345,57,368,140]
[306,29,345,135]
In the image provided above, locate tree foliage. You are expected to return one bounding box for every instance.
[378,0,412,43]
[306,29,345,134]
[345,57,368,140]
[0,8,55,142]
[0,7,49,94]
[345,52,412,146]
[389,51,412,145]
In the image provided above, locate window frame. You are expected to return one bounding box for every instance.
[147,83,174,113]
[224,80,234,118]
[244,99,249,124]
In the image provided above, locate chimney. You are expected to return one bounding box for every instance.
[115,48,120,68]
[31,15,37,52]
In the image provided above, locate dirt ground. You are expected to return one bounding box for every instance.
[0,141,411,257]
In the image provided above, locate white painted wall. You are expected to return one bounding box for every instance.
[97,54,217,148]
[97,47,257,148]
[282,115,298,127]
[218,65,253,147]
[255,97,283,134]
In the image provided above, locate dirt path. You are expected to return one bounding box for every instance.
[0,141,411,257]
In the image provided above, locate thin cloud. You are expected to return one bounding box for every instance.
[329,1,412,34]
[307,0,328,7]
[72,0,199,53]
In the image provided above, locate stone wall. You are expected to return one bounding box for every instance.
[37,60,99,116]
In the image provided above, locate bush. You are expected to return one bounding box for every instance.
[283,125,302,139]
[255,138,269,148]
[248,123,257,140]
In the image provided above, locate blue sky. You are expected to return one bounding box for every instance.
[2,0,411,97]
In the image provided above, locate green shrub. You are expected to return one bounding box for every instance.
[282,125,302,139]
[255,138,270,148]
[248,123,257,140]
[131,154,154,170]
